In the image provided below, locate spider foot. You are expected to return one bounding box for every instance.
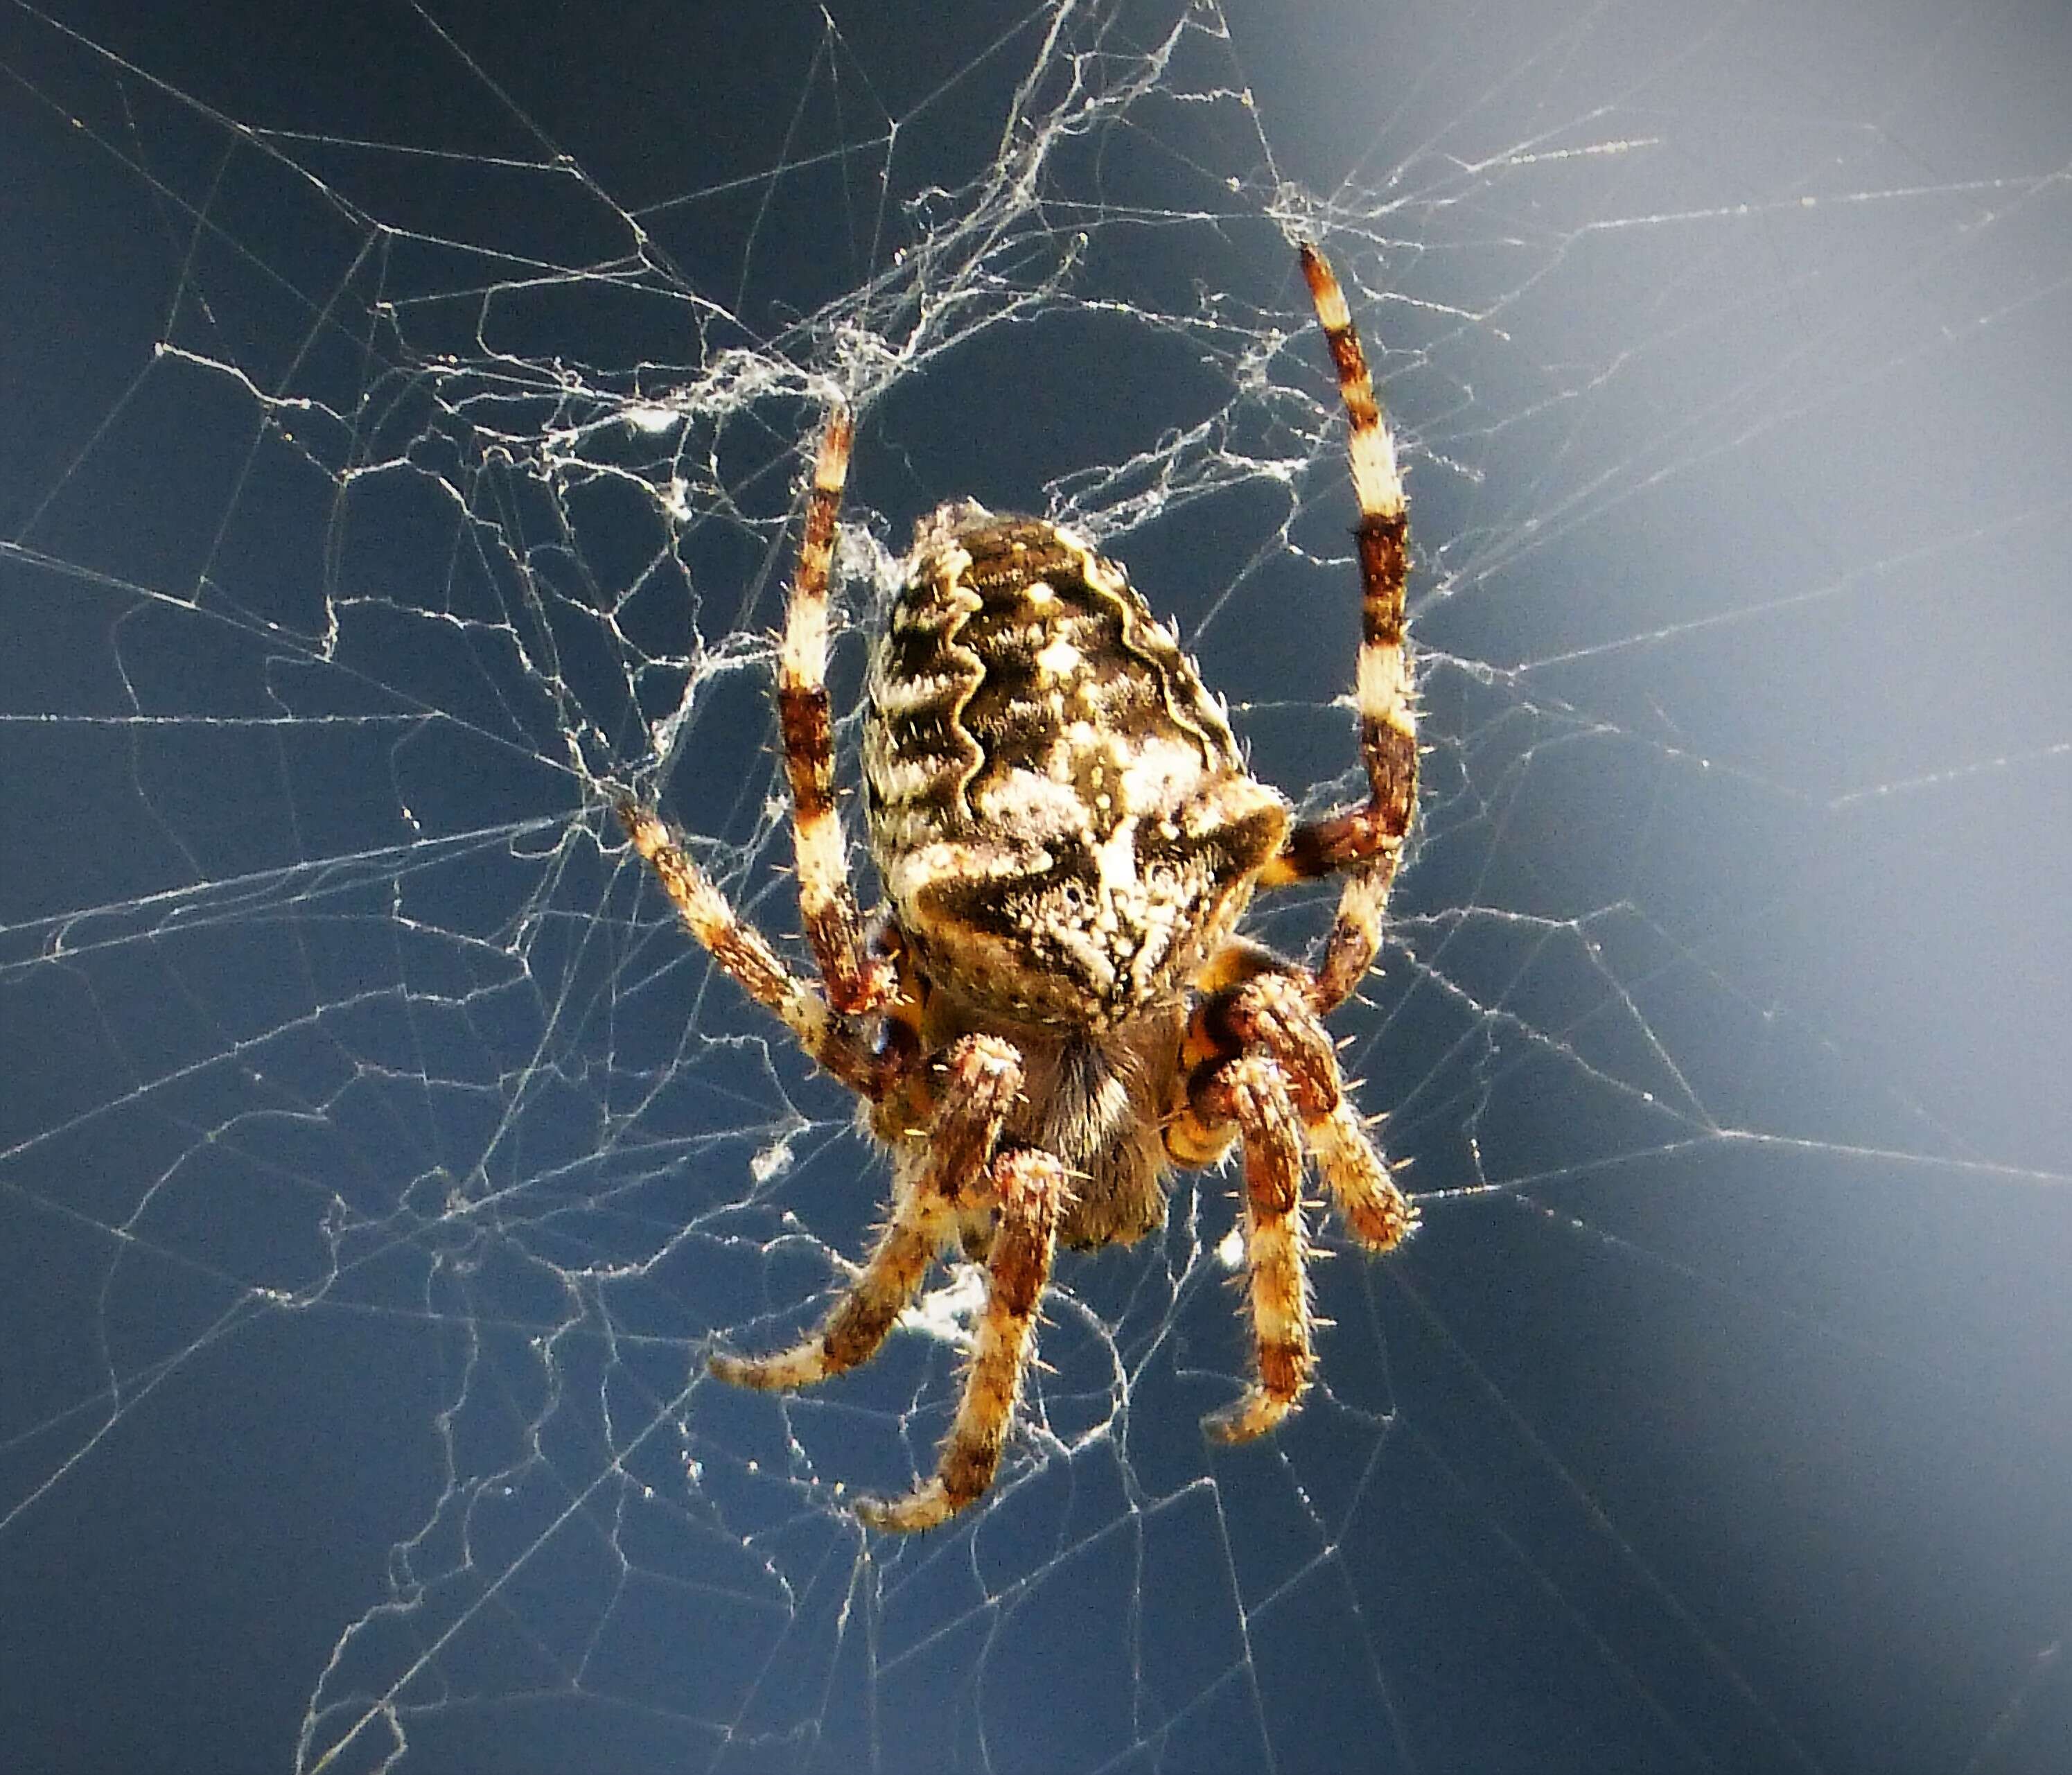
[853,1478,964,1534]
[708,1341,828,1392]
[1340,1182,1419,1252]
[1202,1382,1301,1445]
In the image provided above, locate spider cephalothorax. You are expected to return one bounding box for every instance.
[620,244,1419,1531]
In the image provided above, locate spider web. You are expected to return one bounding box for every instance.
[3,0,2069,1769]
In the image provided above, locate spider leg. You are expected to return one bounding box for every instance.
[617,801,911,1100]
[1193,1052,1313,1443]
[710,1034,1023,1394]
[1170,962,1417,1251]
[779,405,895,1016]
[856,1145,1064,1533]
[1306,1094,1418,1252]
[1256,244,1419,1015]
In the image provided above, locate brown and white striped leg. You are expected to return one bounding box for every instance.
[857,1144,1064,1532]
[1194,1053,1314,1444]
[1258,244,1419,1015]
[778,404,893,1015]
[709,1034,1023,1395]
[618,800,906,1099]
[1178,961,1419,1255]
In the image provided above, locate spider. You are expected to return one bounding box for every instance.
[619,243,1418,1532]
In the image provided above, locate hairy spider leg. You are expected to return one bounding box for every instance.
[1194,1053,1315,1442]
[707,1034,1062,1533]
[617,801,902,1100]
[855,1143,1065,1532]
[1170,961,1416,1264]
[1257,244,1421,1016]
[1214,967,1415,1243]
[1306,1094,1418,1250]
[709,1033,1021,1391]
[778,405,895,1015]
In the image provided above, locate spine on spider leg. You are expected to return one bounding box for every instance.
[712,1143,955,1393]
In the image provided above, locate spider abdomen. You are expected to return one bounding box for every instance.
[863,504,1287,1027]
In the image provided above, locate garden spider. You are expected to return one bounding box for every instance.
[620,243,1417,1531]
